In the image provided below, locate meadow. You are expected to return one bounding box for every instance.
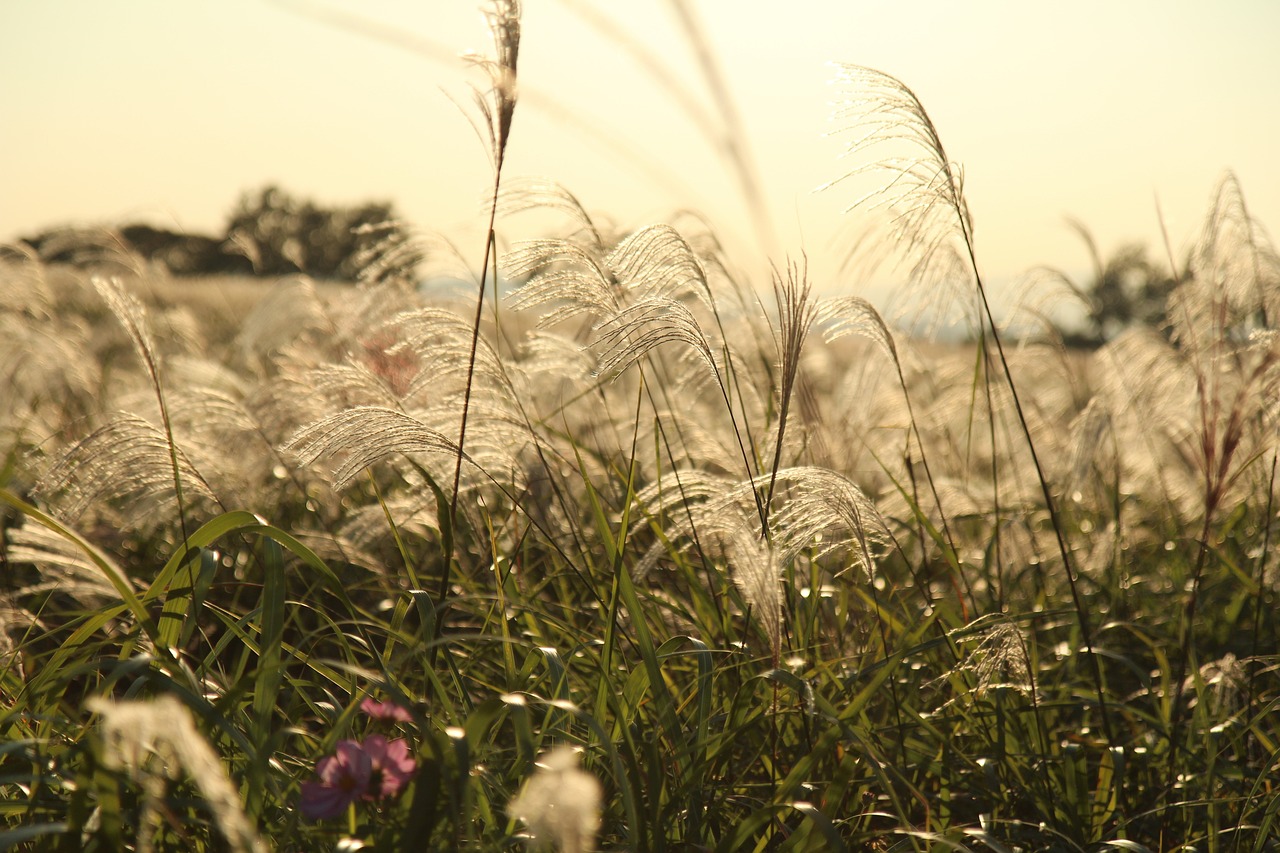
[4,5,1280,851]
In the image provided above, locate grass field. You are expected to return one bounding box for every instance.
[4,5,1280,851]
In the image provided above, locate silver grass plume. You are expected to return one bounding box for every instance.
[1171,172,1280,346]
[763,261,817,528]
[826,64,1111,736]
[448,0,522,552]
[815,295,899,365]
[33,412,218,528]
[233,276,334,370]
[88,695,266,853]
[303,361,411,410]
[1093,330,1208,521]
[0,243,52,315]
[0,311,98,434]
[821,64,976,330]
[1064,396,1116,513]
[6,522,120,607]
[1185,653,1248,717]
[506,224,714,329]
[634,466,887,581]
[92,276,196,540]
[475,0,521,169]
[592,295,721,380]
[606,225,714,307]
[814,294,966,564]
[508,745,602,853]
[505,238,621,327]
[338,492,439,558]
[938,616,1032,708]
[724,526,786,664]
[166,384,296,510]
[353,219,425,289]
[283,406,465,491]
[387,307,516,398]
[497,178,606,252]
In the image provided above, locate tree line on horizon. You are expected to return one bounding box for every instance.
[13,185,1181,347]
[17,185,401,282]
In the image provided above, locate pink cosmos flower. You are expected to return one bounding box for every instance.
[362,734,417,798]
[299,740,372,821]
[300,736,418,821]
[360,697,413,724]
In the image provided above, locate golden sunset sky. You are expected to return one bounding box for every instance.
[4,1,1278,304]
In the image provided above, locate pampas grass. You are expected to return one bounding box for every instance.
[88,696,266,853]
[3,10,1280,851]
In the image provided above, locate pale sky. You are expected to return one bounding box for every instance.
[3,1,1278,305]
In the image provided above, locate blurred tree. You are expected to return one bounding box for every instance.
[224,185,400,279]
[1060,220,1178,346]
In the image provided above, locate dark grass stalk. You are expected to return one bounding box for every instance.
[442,0,521,622]
[1243,455,1277,759]
[978,332,1007,612]
[969,247,1118,748]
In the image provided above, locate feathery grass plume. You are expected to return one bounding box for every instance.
[765,466,889,572]
[32,227,149,278]
[827,61,1118,738]
[93,274,201,545]
[352,218,425,289]
[591,283,770,531]
[165,384,303,511]
[724,526,786,664]
[303,360,413,410]
[1064,396,1117,514]
[517,330,598,384]
[0,244,53,316]
[33,412,218,529]
[815,294,899,364]
[762,260,816,527]
[938,616,1032,708]
[508,745,602,853]
[1153,177,1280,799]
[497,177,607,251]
[283,406,464,491]
[473,0,520,168]
[508,224,718,326]
[387,307,515,397]
[93,274,169,389]
[606,224,715,308]
[0,311,99,435]
[338,492,437,560]
[1185,653,1247,717]
[634,466,887,581]
[233,276,334,372]
[1092,329,1215,523]
[821,64,976,332]
[87,695,266,853]
[592,295,721,380]
[6,521,120,607]
[505,237,622,327]
[1170,173,1280,346]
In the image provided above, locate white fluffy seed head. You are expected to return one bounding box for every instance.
[88,695,266,853]
[509,745,602,853]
